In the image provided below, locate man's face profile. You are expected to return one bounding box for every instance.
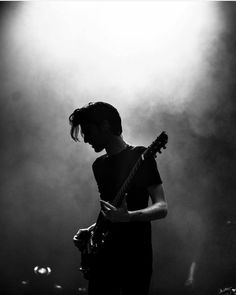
[81,123,106,153]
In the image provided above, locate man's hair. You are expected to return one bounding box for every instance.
[69,101,122,141]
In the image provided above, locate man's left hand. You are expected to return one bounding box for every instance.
[100,198,130,222]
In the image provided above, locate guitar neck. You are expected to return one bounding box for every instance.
[111,154,144,207]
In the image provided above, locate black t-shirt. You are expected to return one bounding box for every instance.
[92,145,162,248]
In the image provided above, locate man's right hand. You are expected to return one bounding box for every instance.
[73,224,96,251]
[73,228,90,251]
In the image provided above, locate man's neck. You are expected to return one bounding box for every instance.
[105,136,128,156]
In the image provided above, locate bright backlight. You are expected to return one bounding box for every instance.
[8,1,222,107]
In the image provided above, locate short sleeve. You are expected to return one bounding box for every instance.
[134,156,162,188]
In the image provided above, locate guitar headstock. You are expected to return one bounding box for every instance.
[144,131,168,159]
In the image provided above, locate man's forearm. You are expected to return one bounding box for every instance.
[128,202,168,222]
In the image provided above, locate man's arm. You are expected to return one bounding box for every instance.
[100,183,167,222]
[185,261,197,287]
[129,183,167,222]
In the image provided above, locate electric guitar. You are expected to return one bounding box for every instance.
[74,131,168,279]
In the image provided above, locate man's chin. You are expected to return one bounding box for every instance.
[92,145,104,153]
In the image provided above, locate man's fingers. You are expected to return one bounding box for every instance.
[101,209,111,220]
[100,200,116,210]
[101,203,111,212]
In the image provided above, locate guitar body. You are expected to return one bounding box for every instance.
[79,216,112,280]
[80,248,92,280]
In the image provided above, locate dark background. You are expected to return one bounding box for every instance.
[0,2,236,295]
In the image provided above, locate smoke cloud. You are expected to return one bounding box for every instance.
[0,2,236,294]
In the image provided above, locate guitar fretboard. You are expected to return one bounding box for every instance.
[112,155,144,207]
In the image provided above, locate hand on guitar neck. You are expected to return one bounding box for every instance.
[100,197,130,222]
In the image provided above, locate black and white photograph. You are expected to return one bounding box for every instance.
[0,1,236,295]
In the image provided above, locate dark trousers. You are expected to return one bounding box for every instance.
[88,247,152,294]
[88,266,152,295]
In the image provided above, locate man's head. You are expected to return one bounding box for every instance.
[69,102,122,152]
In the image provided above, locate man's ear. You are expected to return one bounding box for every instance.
[100,120,111,132]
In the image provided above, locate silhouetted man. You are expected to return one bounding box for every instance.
[69,101,168,295]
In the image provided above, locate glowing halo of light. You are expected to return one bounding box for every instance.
[6,1,223,110]
[33,266,52,276]
[21,280,30,285]
[54,284,63,290]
